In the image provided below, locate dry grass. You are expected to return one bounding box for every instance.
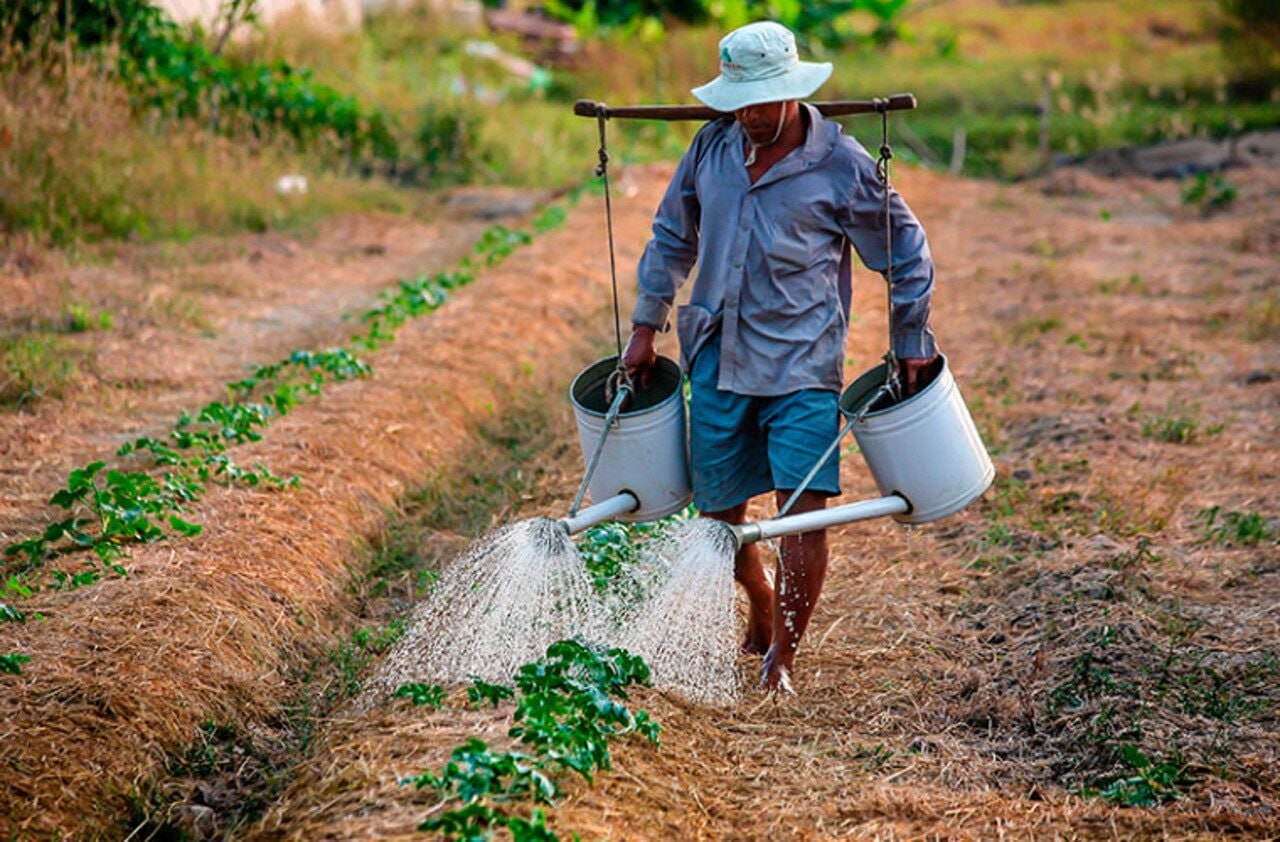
[0,178,652,838]
[0,50,411,246]
[1,160,1277,839]
[228,164,1279,840]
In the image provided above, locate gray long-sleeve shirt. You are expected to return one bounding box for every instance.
[632,102,937,397]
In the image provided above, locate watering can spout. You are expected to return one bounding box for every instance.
[559,491,640,536]
[729,495,911,549]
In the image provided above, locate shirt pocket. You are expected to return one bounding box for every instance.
[765,234,816,277]
[676,303,721,372]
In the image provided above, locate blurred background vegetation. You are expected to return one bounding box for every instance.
[1,0,1277,246]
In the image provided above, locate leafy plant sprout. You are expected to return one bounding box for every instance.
[0,194,580,676]
[401,641,661,841]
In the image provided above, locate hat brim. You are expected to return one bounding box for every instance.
[690,61,832,113]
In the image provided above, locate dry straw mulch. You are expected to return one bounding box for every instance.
[0,170,659,838]
[249,165,1278,840]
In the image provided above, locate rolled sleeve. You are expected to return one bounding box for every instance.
[631,293,672,331]
[839,157,938,360]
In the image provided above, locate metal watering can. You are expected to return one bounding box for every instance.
[558,353,993,544]
[728,354,994,548]
[559,355,692,535]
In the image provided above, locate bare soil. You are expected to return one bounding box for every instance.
[1,161,1277,840]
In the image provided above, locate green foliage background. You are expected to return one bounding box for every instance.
[2,0,1278,244]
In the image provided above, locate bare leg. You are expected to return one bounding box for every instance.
[704,503,773,655]
[761,490,829,692]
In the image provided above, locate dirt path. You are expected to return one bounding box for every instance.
[2,161,1277,839]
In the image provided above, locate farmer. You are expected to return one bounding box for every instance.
[622,21,938,692]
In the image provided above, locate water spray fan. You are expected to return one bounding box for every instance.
[562,95,994,544]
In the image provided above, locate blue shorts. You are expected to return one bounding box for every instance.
[688,338,841,513]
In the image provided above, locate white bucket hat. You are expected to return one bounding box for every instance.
[691,21,833,113]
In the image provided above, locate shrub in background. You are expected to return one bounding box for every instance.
[538,0,913,48]
[416,103,493,186]
[1218,0,1280,89]
[2,0,398,162]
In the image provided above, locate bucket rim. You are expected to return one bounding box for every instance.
[839,353,950,421]
[569,355,684,419]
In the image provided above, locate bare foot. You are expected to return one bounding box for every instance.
[759,662,795,694]
[759,645,796,693]
[741,617,771,655]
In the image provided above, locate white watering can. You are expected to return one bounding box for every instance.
[558,353,993,543]
[560,355,692,535]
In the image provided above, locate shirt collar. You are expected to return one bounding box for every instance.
[729,101,839,190]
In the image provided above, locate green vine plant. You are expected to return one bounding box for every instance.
[0,198,582,675]
[402,640,660,841]
[0,653,33,676]
[575,504,692,593]
[6,0,397,163]
[1,602,32,676]
[396,682,448,709]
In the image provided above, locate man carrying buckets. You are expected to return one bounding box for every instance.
[622,21,939,692]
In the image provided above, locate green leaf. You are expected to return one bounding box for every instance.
[394,682,447,709]
[1119,744,1150,769]
[168,515,204,538]
[505,808,560,841]
[0,653,32,675]
[468,678,516,708]
[4,576,33,599]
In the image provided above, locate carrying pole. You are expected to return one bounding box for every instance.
[573,95,917,121]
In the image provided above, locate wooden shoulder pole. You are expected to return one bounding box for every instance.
[572,95,916,121]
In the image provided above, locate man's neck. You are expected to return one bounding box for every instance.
[745,103,808,183]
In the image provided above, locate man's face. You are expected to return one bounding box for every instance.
[734,101,788,146]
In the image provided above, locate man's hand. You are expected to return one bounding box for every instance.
[622,325,658,388]
[899,354,939,397]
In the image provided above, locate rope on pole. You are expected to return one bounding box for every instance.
[594,105,625,369]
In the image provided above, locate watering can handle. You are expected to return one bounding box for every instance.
[777,416,857,518]
[567,383,632,518]
[605,364,633,404]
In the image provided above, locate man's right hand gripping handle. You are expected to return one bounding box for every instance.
[621,325,658,389]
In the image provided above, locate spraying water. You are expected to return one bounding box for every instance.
[618,519,740,706]
[365,515,742,708]
[366,517,605,703]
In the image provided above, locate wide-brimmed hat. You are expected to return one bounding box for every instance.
[691,21,832,113]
